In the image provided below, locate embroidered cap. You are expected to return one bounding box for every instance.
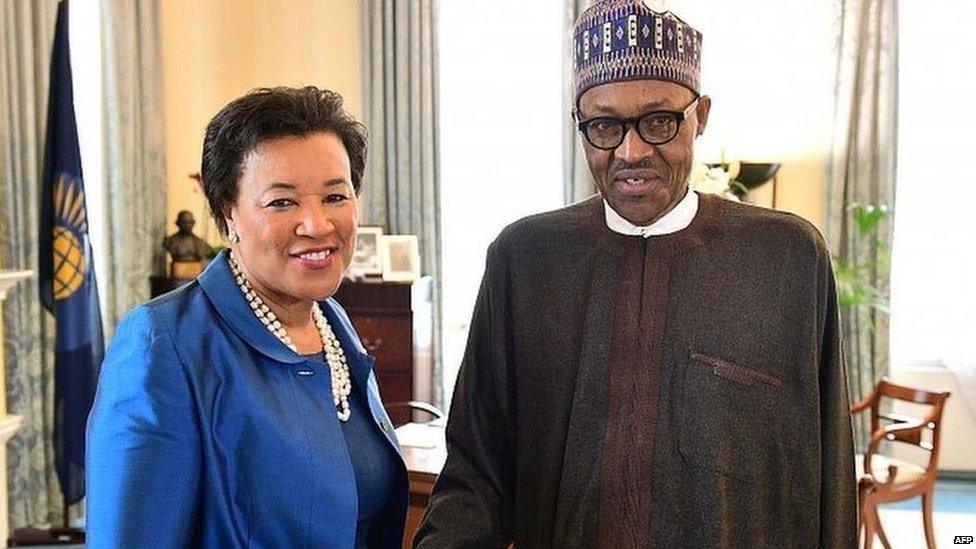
[573,0,702,103]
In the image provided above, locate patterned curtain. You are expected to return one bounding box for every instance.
[361,0,443,405]
[100,0,167,333]
[0,0,69,528]
[563,0,595,204]
[826,0,898,451]
[0,0,167,528]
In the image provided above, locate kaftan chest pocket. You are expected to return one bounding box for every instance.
[678,351,787,484]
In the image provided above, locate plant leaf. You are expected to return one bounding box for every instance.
[849,203,891,235]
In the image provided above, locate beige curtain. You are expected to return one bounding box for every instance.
[826,0,898,451]
[100,0,168,334]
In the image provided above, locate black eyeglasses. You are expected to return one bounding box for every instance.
[577,97,700,150]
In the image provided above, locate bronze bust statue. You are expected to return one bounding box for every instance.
[163,211,212,278]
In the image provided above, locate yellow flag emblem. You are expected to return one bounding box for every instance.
[52,174,88,300]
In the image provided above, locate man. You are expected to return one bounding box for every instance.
[415,1,856,547]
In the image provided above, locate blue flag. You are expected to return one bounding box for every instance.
[38,0,104,506]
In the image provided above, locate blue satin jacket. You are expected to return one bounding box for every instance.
[86,252,408,548]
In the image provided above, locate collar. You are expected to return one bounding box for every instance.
[198,249,373,371]
[603,188,699,238]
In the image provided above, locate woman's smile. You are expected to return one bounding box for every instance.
[291,245,341,269]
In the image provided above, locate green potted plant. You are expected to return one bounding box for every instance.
[832,203,892,319]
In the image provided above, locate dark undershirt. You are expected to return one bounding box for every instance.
[304,351,398,547]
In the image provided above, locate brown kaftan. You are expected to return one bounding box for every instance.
[415,194,857,548]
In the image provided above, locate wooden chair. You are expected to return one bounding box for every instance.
[851,378,950,549]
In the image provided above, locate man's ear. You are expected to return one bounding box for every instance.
[695,95,712,137]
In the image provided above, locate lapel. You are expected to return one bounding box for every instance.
[198,250,306,365]
[321,298,404,456]
[198,251,401,452]
[198,250,381,376]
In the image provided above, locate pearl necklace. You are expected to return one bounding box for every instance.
[228,252,352,421]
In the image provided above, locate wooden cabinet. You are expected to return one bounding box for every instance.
[333,277,434,425]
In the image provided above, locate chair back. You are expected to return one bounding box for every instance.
[860,378,950,475]
[386,400,445,427]
[852,379,950,548]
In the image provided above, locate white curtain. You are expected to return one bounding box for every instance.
[99,0,168,334]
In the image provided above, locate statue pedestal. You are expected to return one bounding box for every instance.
[170,260,204,279]
[0,270,33,545]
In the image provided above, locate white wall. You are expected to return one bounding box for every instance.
[666,0,837,229]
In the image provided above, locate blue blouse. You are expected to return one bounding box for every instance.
[304,352,399,546]
[86,251,408,548]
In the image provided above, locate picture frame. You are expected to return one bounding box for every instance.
[350,226,384,277]
[380,235,421,282]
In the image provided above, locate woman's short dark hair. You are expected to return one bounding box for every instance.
[201,86,368,235]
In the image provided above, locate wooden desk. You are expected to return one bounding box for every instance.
[396,423,447,547]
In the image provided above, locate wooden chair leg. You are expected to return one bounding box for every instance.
[874,509,892,549]
[866,504,891,549]
[922,491,937,549]
[861,502,877,549]
[858,482,870,549]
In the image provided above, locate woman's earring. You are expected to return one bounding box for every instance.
[227,226,240,244]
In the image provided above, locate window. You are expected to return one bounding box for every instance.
[438,0,565,402]
[890,1,976,367]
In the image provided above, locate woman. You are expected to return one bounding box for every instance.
[87,87,407,548]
